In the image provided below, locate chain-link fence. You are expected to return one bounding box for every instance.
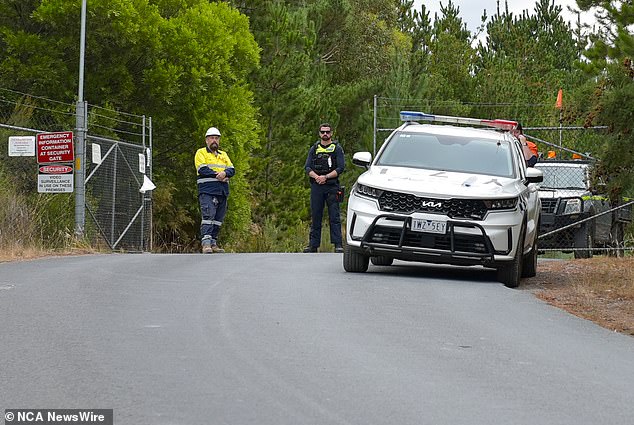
[370,96,633,257]
[0,87,152,252]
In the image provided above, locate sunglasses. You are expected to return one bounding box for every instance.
[319,130,331,134]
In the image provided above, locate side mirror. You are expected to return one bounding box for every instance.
[352,151,372,169]
[526,167,543,184]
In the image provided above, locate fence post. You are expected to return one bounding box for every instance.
[74,100,87,237]
[111,147,118,246]
[75,0,87,237]
[148,116,153,252]
[373,94,377,157]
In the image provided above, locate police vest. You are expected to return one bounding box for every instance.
[312,143,338,175]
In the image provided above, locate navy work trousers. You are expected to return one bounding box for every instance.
[199,193,227,245]
[309,183,342,248]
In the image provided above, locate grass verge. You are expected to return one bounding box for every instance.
[529,257,634,336]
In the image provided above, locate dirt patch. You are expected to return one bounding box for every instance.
[527,257,634,336]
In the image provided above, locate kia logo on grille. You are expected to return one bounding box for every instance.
[421,201,442,208]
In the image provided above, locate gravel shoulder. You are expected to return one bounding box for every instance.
[526,257,634,337]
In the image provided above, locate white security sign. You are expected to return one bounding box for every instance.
[138,153,145,174]
[92,143,102,164]
[38,164,74,193]
[9,136,36,156]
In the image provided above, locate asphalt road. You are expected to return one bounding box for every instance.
[1,253,633,425]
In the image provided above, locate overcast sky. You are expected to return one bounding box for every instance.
[412,0,599,35]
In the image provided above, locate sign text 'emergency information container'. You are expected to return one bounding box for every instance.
[37,131,74,164]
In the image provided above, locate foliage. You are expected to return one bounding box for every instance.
[240,0,408,244]
[229,217,307,253]
[475,0,582,123]
[3,0,632,253]
[0,164,76,250]
[151,179,197,252]
[239,0,316,228]
[0,0,261,250]
[574,0,634,200]
[425,1,475,104]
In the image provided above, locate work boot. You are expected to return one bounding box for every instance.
[334,245,344,253]
[211,244,225,253]
[202,239,213,254]
[303,246,318,253]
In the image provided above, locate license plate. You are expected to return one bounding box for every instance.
[411,218,447,234]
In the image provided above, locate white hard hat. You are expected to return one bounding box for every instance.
[205,127,221,137]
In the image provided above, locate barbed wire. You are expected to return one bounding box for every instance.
[0,86,149,144]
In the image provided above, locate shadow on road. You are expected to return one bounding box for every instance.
[361,260,499,284]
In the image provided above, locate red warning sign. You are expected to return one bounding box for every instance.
[37,131,74,164]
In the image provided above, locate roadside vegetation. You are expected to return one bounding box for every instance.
[0,168,94,260]
[6,0,634,252]
[1,1,633,333]
[531,256,634,336]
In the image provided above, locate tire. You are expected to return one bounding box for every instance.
[521,230,538,278]
[497,225,525,288]
[573,222,593,259]
[371,256,394,266]
[343,243,369,272]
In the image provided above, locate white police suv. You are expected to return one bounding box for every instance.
[343,111,543,288]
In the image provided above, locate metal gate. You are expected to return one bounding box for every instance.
[0,88,153,252]
[80,103,152,252]
[85,134,152,251]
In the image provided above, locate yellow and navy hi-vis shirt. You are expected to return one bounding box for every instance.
[195,147,235,196]
[304,141,345,185]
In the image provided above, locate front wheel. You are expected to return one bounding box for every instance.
[573,222,593,259]
[497,225,525,288]
[521,231,538,278]
[343,244,369,272]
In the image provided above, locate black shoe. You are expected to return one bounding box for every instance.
[303,246,318,253]
[334,245,344,253]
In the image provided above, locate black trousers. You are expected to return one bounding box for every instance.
[309,183,342,248]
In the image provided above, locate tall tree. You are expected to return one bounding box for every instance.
[0,0,261,249]
[425,1,475,106]
[474,0,582,123]
[237,0,408,242]
[233,0,315,230]
[575,0,634,199]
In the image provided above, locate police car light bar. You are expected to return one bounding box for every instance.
[399,111,517,131]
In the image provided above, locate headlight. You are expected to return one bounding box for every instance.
[355,183,384,199]
[561,198,582,214]
[482,198,518,210]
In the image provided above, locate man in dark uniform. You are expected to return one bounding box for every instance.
[303,123,345,253]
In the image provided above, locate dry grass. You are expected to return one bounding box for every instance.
[529,257,634,336]
[0,184,96,262]
[0,245,97,263]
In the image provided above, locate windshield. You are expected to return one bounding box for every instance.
[536,165,587,189]
[376,132,515,178]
